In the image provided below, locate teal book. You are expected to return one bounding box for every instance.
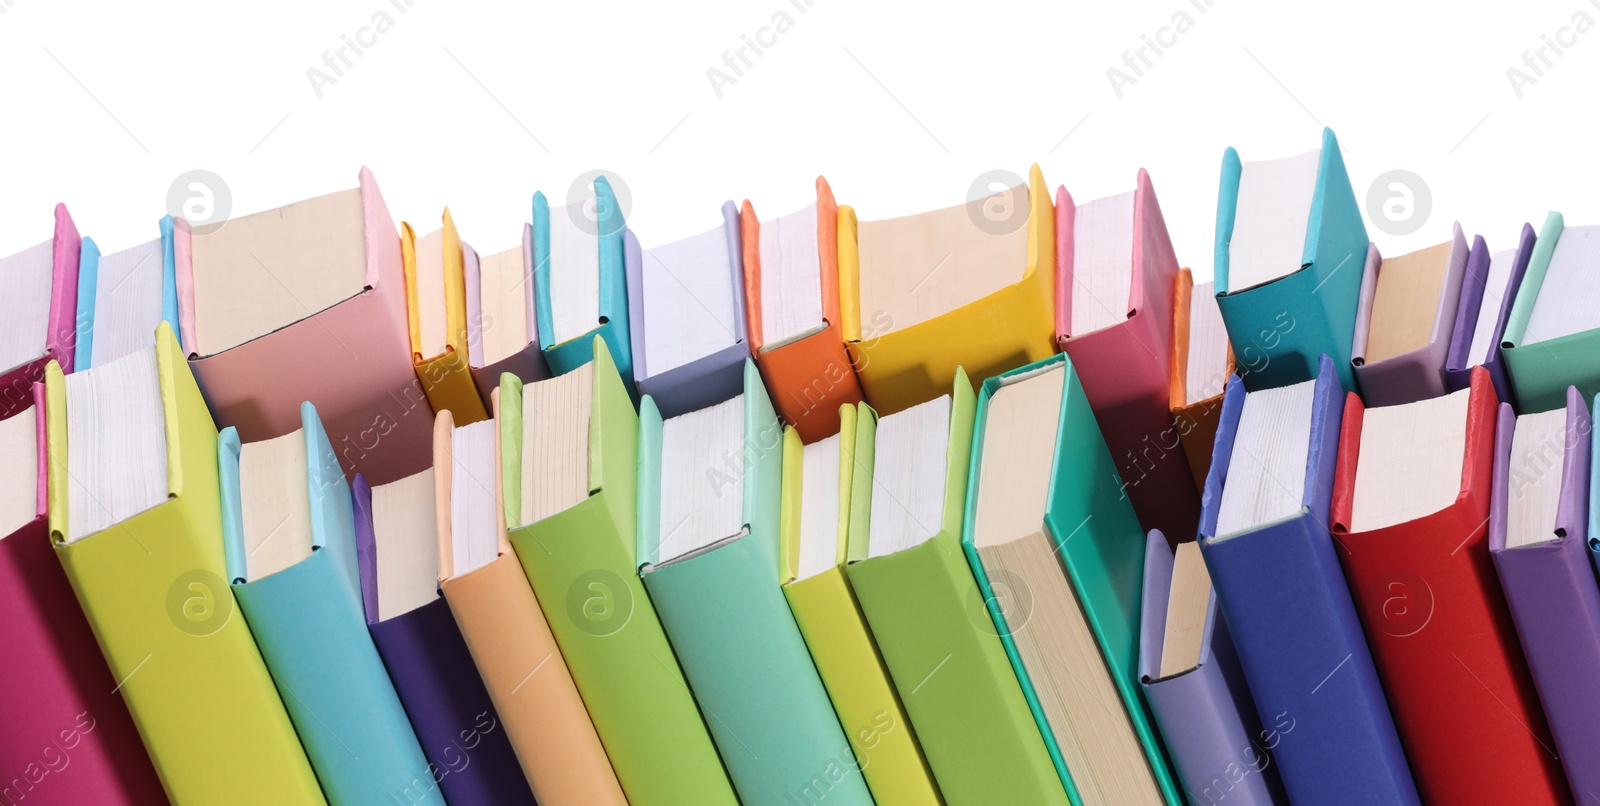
[219,402,442,806]
[1214,127,1367,392]
[1502,211,1600,411]
[962,353,1180,805]
[533,175,636,389]
[637,361,872,806]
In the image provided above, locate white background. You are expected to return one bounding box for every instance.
[0,0,1595,280]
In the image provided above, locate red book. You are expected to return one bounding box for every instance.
[1330,367,1568,805]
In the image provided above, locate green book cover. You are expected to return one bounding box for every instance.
[1502,211,1600,412]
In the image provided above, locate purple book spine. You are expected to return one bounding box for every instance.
[1444,225,1537,403]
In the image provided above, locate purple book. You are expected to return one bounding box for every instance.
[1350,224,1469,407]
[1489,387,1600,798]
[352,474,535,805]
[1139,530,1289,806]
[625,201,751,417]
[1444,225,1536,404]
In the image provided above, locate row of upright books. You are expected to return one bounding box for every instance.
[1,125,1597,805]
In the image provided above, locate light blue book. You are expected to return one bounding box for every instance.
[1214,127,1368,392]
[74,216,180,370]
[219,402,442,806]
[533,174,636,389]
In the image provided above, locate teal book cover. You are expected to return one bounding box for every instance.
[533,175,636,388]
[220,402,441,806]
[1502,211,1600,412]
[1214,127,1367,392]
[962,352,1180,805]
[638,361,872,806]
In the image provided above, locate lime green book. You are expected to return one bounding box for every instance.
[780,404,943,805]
[498,336,735,806]
[47,324,324,805]
[844,368,1068,805]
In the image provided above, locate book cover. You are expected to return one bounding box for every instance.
[1170,268,1233,491]
[402,209,491,425]
[1444,225,1534,403]
[465,223,550,401]
[2,204,79,419]
[1349,225,1470,406]
[1503,211,1600,412]
[532,176,636,387]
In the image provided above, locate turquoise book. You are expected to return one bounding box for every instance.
[1214,127,1368,392]
[219,402,442,806]
[637,360,873,806]
[74,215,180,370]
[533,174,636,388]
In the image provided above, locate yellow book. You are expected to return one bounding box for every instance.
[47,324,324,805]
[838,164,1056,414]
[779,405,943,805]
[403,208,491,424]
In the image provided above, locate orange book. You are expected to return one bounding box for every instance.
[1170,269,1234,491]
[741,178,864,443]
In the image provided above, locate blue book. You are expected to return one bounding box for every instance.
[1214,128,1368,392]
[219,402,442,806]
[533,175,636,389]
[1198,355,1418,805]
[74,216,179,370]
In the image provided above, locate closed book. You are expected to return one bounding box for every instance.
[778,407,941,805]
[1444,225,1534,403]
[499,336,736,805]
[74,216,178,371]
[963,352,1181,804]
[839,165,1055,414]
[1490,387,1600,798]
[434,408,625,805]
[351,469,533,805]
[402,209,491,425]
[1,204,79,418]
[1331,366,1567,804]
[175,167,431,486]
[1170,268,1233,490]
[845,369,1068,805]
[465,223,550,400]
[218,402,440,805]
[1349,224,1470,406]
[533,176,636,387]
[1503,211,1600,412]
[1055,169,1197,542]
[741,178,864,442]
[639,362,872,806]
[1199,354,1418,805]
[1139,531,1287,806]
[47,324,324,805]
[0,401,165,806]
[1214,127,1367,392]
[626,201,749,417]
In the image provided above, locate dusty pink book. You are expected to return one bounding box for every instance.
[0,205,80,419]
[0,394,166,805]
[175,167,431,486]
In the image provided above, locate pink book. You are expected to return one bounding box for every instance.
[0,205,80,419]
[1055,170,1199,544]
[175,168,431,486]
[0,392,165,805]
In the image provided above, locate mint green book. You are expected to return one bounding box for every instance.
[1502,211,1600,412]
[637,361,873,806]
[962,353,1180,805]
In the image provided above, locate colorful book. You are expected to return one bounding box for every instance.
[1349,223,1469,406]
[532,175,635,386]
[498,337,735,805]
[1330,366,1566,803]
[1491,387,1600,798]
[839,165,1055,414]
[46,324,324,805]
[74,216,178,371]
[1444,225,1534,403]
[1199,354,1418,805]
[1,204,79,418]
[625,201,749,417]
[175,167,430,486]
[845,369,1068,805]
[0,400,165,805]
[638,362,872,806]
[1171,269,1232,490]
[1503,211,1600,412]
[402,209,491,425]
[740,178,864,443]
[963,352,1180,803]
[1054,169,1197,542]
[465,222,550,400]
[218,402,441,805]
[351,469,534,805]
[778,407,941,805]
[1139,532,1288,806]
[434,407,625,804]
[1214,127,1367,392]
